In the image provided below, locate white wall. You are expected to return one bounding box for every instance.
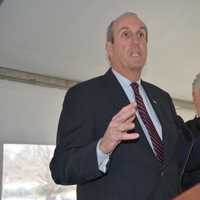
[176,107,195,122]
[0,80,66,145]
[0,79,67,192]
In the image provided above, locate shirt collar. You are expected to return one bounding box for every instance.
[112,68,141,88]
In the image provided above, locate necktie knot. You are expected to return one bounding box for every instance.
[130,82,139,95]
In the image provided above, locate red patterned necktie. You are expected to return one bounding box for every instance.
[131,82,164,162]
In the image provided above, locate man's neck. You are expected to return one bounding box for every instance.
[111,66,142,82]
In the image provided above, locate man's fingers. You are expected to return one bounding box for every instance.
[120,102,137,114]
[127,115,135,123]
[113,103,137,123]
[118,122,135,132]
[121,133,140,140]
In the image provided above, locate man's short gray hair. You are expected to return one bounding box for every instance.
[106,12,148,43]
[192,73,200,90]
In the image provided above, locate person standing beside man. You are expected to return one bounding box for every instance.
[187,73,200,134]
[50,12,195,200]
[183,73,200,190]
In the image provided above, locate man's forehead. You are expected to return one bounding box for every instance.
[113,15,146,32]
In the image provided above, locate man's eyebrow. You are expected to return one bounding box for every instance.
[139,26,147,33]
[117,26,147,34]
[117,27,129,34]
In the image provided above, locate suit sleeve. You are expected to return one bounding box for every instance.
[182,117,200,190]
[186,117,200,138]
[50,87,104,185]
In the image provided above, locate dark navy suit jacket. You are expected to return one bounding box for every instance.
[183,117,200,190]
[50,69,193,200]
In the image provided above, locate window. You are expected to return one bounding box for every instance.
[2,144,76,200]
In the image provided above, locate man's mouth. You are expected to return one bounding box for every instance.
[130,52,141,57]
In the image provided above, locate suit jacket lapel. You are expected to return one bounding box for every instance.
[141,81,178,165]
[103,69,130,113]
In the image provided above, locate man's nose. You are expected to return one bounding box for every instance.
[131,34,140,44]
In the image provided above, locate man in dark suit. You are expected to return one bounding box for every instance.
[183,73,200,190]
[50,12,194,200]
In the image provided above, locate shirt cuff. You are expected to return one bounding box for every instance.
[96,138,110,173]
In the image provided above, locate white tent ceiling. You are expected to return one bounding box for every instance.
[0,0,199,101]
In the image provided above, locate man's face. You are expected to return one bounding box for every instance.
[193,88,200,113]
[106,15,147,74]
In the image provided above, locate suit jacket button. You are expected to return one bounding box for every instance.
[161,171,165,176]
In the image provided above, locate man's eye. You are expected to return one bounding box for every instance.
[122,31,130,38]
[138,31,145,39]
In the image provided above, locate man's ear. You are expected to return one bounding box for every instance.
[105,42,113,58]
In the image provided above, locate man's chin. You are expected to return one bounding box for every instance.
[127,64,144,71]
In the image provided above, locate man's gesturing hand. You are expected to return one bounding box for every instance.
[99,102,139,154]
